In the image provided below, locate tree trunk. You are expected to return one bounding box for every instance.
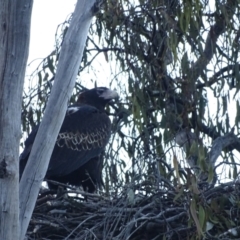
[0,0,33,239]
[19,0,97,239]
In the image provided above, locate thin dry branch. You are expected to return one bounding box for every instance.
[209,132,240,166]
[190,0,238,81]
[25,178,240,240]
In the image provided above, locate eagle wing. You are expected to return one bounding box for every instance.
[20,105,111,178]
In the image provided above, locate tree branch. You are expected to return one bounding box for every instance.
[19,0,96,239]
[190,0,238,81]
[196,121,240,153]
[208,132,240,166]
[0,0,33,239]
[196,64,240,89]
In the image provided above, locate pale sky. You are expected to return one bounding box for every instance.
[28,0,76,64]
[27,0,112,88]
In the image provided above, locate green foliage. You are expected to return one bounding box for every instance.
[21,1,240,238]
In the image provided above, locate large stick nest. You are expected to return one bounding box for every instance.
[26,179,240,240]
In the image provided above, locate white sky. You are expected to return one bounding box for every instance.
[28,0,76,64]
[27,0,112,88]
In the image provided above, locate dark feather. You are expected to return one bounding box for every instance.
[47,105,111,176]
[20,87,118,192]
[47,154,104,193]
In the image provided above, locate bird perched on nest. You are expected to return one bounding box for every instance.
[20,87,118,193]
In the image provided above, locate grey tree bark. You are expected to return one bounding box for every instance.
[0,0,33,239]
[19,0,98,239]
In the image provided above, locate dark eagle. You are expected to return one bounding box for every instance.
[20,87,118,193]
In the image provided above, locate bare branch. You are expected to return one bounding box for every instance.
[190,0,238,81]
[19,0,97,239]
[209,131,240,166]
[0,0,33,239]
